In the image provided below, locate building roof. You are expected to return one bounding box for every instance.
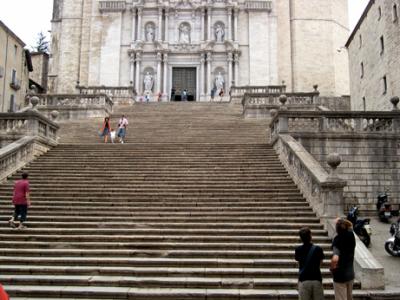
[345,0,375,48]
[0,20,26,47]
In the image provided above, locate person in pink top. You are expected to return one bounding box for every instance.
[9,172,30,229]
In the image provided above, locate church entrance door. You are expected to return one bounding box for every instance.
[172,67,196,101]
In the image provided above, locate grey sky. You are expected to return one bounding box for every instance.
[0,0,370,48]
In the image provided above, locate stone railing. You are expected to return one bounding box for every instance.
[0,111,59,183]
[270,111,400,141]
[99,1,126,12]
[78,86,134,105]
[230,85,286,98]
[273,133,384,290]
[32,94,113,122]
[0,111,59,142]
[245,0,272,11]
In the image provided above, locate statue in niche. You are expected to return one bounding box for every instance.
[215,24,225,42]
[144,72,154,92]
[179,23,191,44]
[145,24,155,42]
[215,72,225,94]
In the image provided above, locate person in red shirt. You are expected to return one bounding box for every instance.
[9,172,30,229]
[0,284,9,300]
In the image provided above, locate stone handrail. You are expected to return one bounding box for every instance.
[78,86,134,97]
[230,85,286,97]
[0,111,59,142]
[35,94,113,113]
[243,92,319,106]
[270,111,400,142]
[273,134,384,289]
[245,0,272,11]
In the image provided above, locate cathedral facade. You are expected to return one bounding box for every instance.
[49,0,350,101]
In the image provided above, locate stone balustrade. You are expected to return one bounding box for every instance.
[270,111,400,141]
[230,85,286,97]
[245,0,272,11]
[78,86,134,105]
[32,94,113,122]
[99,1,126,12]
[0,111,59,183]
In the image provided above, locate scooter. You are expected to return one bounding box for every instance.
[384,219,400,257]
[377,191,399,223]
[347,206,372,247]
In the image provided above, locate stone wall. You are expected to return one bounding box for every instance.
[297,135,400,212]
[347,0,400,111]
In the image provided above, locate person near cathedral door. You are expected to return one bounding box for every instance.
[181,89,188,101]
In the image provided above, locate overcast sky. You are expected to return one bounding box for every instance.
[0,0,370,48]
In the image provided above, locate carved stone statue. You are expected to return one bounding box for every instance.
[179,23,190,44]
[215,24,225,42]
[144,72,154,92]
[146,24,155,42]
[215,72,225,93]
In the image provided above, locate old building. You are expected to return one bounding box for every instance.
[49,0,350,101]
[346,0,400,111]
[30,52,49,93]
[0,21,32,112]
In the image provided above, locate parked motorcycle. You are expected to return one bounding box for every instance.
[384,219,400,257]
[376,191,399,223]
[347,206,372,247]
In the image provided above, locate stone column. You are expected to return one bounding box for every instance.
[201,9,205,41]
[200,54,205,96]
[227,52,233,90]
[130,52,135,85]
[157,52,162,93]
[234,8,239,42]
[227,8,232,41]
[137,8,143,41]
[165,9,170,42]
[135,52,142,94]
[207,9,212,41]
[233,53,239,86]
[163,53,168,98]
[131,8,137,41]
[206,52,212,96]
[158,8,163,42]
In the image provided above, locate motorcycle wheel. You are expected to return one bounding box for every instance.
[385,241,400,257]
[359,230,371,247]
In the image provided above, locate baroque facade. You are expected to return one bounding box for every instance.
[346,0,400,111]
[50,0,350,101]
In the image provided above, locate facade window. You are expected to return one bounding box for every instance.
[378,6,382,20]
[393,4,398,22]
[382,76,387,95]
[14,45,18,57]
[11,69,17,84]
[360,62,364,78]
[359,34,362,48]
[362,97,366,111]
[380,36,385,54]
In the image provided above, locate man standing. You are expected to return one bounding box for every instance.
[295,227,325,300]
[330,218,356,300]
[9,172,30,230]
[117,115,129,144]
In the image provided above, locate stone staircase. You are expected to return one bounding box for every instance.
[0,103,369,299]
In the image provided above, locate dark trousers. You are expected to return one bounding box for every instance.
[13,205,28,222]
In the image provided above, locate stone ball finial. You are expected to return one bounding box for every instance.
[313,84,319,92]
[270,109,278,118]
[279,94,287,106]
[390,96,399,110]
[30,96,40,109]
[327,153,341,170]
[50,110,59,121]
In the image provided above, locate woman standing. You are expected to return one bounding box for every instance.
[100,117,111,143]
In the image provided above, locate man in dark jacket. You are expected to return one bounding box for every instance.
[295,227,325,300]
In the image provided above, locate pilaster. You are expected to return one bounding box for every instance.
[137,7,143,41]
[135,52,142,94]
[156,52,162,93]
[163,53,168,97]
[206,52,212,96]
[227,52,233,90]
[158,8,163,42]
[131,8,137,41]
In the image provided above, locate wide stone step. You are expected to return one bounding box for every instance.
[0,274,343,289]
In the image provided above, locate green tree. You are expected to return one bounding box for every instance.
[32,31,49,53]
